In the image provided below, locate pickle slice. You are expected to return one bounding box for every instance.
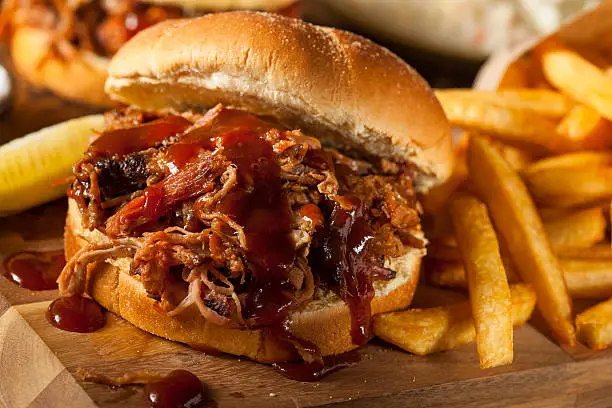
[0,115,104,216]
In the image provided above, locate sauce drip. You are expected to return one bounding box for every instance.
[309,199,378,346]
[143,370,208,408]
[46,296,106,333]
[89,115,191,156]
[212,111,297,326]
[219,128,295,280]
[2,251,65,290]
[273,351,360,382]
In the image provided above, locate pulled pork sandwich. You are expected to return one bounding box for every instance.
[0,0,299,106]
[59,12,453,363]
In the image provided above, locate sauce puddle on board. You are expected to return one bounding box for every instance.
[47,296,106,333]
[273,351,360,382]
[144,370,214,408]
[2,250,65,290]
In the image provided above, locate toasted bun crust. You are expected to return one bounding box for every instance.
[145,0,295,11]
[65,198,421,362]
[106,12,453,191]
[10,27,114,107]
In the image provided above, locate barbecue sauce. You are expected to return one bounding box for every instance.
[273,351,360,382]
[89,115,191,156]
[143,370,208,408]
[2,251,65,290]
[213,113,297,326]
[47,296,106,333]
[309,199,378,346]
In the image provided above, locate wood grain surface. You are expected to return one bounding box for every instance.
[2,39,612,408]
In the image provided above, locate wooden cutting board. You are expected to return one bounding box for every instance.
[1,200,612,408]
[2,46,612,408]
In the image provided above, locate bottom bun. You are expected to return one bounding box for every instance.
[65,198,421,362]
[11,27,113,107]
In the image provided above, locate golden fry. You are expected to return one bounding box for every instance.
[556,105,612,151]
[428,207,605,260]
[372,284,536,356]
[576,298,612,350]
[525,151,612,172]
[426,261,468,288]
[563,260,612,299]
[561,244,612,259]
[438,98,560,152]
[435,89,573,118]
[495,143,535,171]
[467,136,575,345]
[542,47,612,121]
[543,207,606,250]
[523,166,612,208]
[450,193,513,367]
[498,59,531,89]
[427,259,612,300]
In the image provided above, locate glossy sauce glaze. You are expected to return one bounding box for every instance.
[143,370,209,408]
[46,296,106,333]
[2,251,65,290]
[309,198,379,346]
[218,123,297,327]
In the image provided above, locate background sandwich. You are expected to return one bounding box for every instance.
[0,0,299,106]
[59,11,453,363]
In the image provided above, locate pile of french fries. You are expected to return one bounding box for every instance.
[373,38,612,369]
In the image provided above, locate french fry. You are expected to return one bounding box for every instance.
[541,47,612,121]
[576,297,612,350]
[496,143,536,171]
[372,284,536,356]
[525,151,612,171]
[556,104,612,151]
[449,193,513,367]
[543,207,606,250]
[563,260,612,299]
[428,207,605,261]
[426,261,469,288]
[498,58,531,89]
[435,89,574,118]
[467,136,576,345]
[523,166,612,208]
[428,259,612,300]
[561,244,612,259]
[437,97,561,152]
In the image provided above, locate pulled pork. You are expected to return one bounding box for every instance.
[60,105,424,345]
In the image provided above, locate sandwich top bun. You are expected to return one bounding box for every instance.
[65,199,422,362]
[106,12,453,191]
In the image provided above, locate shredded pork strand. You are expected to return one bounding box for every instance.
[58,238,140,296]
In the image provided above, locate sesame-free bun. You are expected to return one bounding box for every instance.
[65,198,422,363]
[106,12,453,191]
[10,27,114,107]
